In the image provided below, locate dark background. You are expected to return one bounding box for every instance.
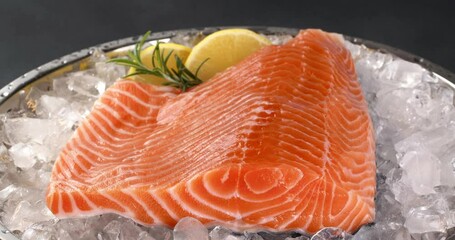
[0,0,454,87]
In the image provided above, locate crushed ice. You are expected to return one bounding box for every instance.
[0,35,453,239]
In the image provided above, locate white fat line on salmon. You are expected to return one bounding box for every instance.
[139,135,236,175]
[277,178,322,229]
[242,183,313,226]
[72,130,149,161]
[167,186,223,222]
[332,192,360,228]
[120,189,161,224]
[109,88,166,109]
[325,176,338,221]
[236,173,313,220]
[96,102,155,129]
[344,196,369,231]
[143,99,271,155]
[327,112,368,141]
[101,94,159,120]
[54,156,73,179]
[310,178,325,228]
[185,178,240,219]
[78,117,153,151]
[61,186,95,215]
[278,123,326,150]
[90,110,143,137]
[147,191,179,222]
[64,142,93,169]
[57,192,64,215]
[277,137,322,161]
[115,80,176,97]
[280,109,326,135]
[273,147,322,171]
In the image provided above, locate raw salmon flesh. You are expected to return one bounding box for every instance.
[46,29,376,233]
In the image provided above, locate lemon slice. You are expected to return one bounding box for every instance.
[128,43,191,85]
[185,28,271,81]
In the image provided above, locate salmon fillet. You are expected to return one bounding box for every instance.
[46,29,376,233]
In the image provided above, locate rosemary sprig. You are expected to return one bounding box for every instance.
[108,31,208,92]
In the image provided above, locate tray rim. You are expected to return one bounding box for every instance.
[0,26,454,107]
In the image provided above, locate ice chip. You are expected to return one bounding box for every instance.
[119,220,145,240]
[9,143,37,169]
[399,150,441,195]
[144,225,172,240]
[137,231,157,240]
[95,61,126,83]
[394,127,455,155]
[378,59,424,89]
[22,222,57,240]
[173,217,209,240]
[0,185,18,200]
[103,220,122,239]
[351,225,379,240]
[210,226,242,240]
[374,88,422,129]
[310,227,349,240]
[9,200,54,232]
[405,208,446,234]
[440,147,455,186]
[36,95,70,118]
[67,72,106,98]
[4,118,57,145]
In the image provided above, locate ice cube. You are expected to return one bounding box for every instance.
[137,231,157,240]
[103,220,122,239]
[354,225,413,240]
[95,61,126,83]
[144,225,172,240]
[54,218,92,239]
[36,95,70,118]
[310,228,349,239]
[118,220,145,240]
[377,59,424,89]
[398,150,441,195]
[173,217,209,240]
[8,200,55,232]
[394,127,455,155]
[9,143,37,169]
[351,225,379,240]
[67,72,106,98]
[374,88,421,129]
[405,208,446,234]
[4,118,57,145]
[22,222,57,240]
[375,187,405,226]
[0,185,18,200]
[440,147,455,186]
[210,226,243,240]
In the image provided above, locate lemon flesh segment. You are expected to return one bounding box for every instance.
[185,28,271,81]
[127,43,191,85]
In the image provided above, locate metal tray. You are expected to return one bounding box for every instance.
[0,26,454,240]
